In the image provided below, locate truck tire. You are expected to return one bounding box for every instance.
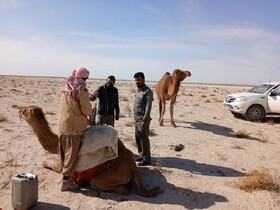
[245,105,265,122]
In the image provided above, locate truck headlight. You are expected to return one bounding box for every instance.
[235,96,246,102]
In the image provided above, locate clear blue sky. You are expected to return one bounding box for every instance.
[0,0,279,84]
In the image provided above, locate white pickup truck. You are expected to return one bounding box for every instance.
[224,82,280,121]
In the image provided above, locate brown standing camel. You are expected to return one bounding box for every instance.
[19,105,159,196]
[155,69,191,127]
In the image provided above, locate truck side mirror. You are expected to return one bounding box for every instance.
[269,91,275,96]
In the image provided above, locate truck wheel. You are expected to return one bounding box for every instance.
[245,105,265,122]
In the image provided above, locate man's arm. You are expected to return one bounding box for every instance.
[79,88,93,116]
[115,89,120,120]
[143,88,153,122]
[89,86,101,101]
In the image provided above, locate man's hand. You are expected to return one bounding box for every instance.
[92,92,99,97]
[89,92,99,101]
[141,121,149,129]
[115,114,119,121]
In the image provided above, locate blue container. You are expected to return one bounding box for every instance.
[11,173,38,210]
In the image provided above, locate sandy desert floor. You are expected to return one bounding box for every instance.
[0,75,279,210]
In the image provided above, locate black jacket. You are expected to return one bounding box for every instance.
[90,84,120,116]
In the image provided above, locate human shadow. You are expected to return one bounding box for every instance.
[31,202,70,210]
[75,166,229,209]
[175,120,262,141]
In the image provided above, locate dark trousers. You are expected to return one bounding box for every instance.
[135,121,151,162]
[96,114,115,127]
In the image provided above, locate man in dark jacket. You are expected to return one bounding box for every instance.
[90,75,120,127]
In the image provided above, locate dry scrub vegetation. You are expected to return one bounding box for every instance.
[0,113,7,122]
[239,169,280,193]
[149,128,157,136]
[124,121,135,127]
[256,130,269,143]
[234,130,250,138]
[231,143,245,150]
[44,111,56,115]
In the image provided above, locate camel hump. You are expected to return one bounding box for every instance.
[159,72,171,80]
[75,125,119,172]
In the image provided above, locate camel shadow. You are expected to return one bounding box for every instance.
[174,120,235,137]
[76,155,244,208]
[155,156,246,177]
[175,120,262,141]
[30,202,70,210]
[76,166,228,209]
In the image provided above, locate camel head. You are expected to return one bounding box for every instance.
[172,69,191,81]
[19,105,58,154]
[19,105,45,124]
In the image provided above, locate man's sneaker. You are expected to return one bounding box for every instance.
[135,156,143,162]
[138,160,151,166]
[61,180,79,191]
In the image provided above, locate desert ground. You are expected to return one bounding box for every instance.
[0,75,279,210]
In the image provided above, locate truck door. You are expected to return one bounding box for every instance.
[267,86,280,113]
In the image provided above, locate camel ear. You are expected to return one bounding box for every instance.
[29,108,35,115]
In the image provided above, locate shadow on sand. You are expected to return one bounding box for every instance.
[73,155,246,209]
[31,202,70,210]
[155,156,246,177]
[262,116,280,124]
[175,120,262,141]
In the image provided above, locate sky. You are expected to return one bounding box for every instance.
[0,0,279,84]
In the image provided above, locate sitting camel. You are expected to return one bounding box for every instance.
[155,69,191,127]
[19,105,159,196]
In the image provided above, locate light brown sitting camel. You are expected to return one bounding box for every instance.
[155,69,191,127]
[19,105,159,196]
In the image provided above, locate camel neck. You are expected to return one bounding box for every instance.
[31,118,58,154]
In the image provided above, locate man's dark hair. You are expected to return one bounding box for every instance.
[107,75,116,82]
[133,72,145,80]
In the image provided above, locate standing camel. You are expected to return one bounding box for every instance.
[155,69,191,127]
[19,105,159,196]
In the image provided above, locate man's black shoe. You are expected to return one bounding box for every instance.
[135,156,143,162]
[138,160,151,166]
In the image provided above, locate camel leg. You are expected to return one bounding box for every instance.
[170,100,176,127]
[159,99,166,126]
[90,177,129,195]
[89,151,134,195]
[158,97,162,122]
[42,159,62,173]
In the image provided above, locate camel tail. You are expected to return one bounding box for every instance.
[133,167,160,197]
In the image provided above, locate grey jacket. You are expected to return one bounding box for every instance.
[133,84,153,122]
